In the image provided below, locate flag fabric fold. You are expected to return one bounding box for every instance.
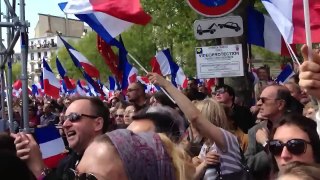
[247,7,293,56]
[59,0,152,47]
[276,64,295,84]
[43,59,60,99]
[34,126,66,168]
[58,35,100,78]
[56,57,75,90]
[261,0,320,44]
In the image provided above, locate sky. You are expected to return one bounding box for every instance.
[0,0,76,52]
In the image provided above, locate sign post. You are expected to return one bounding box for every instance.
[195,44,244,78]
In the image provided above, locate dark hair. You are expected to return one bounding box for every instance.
[276,87,303,114]
[153,91,177,109]
[0,133,16,154]
[215,84,235,102]
[0,151,36,179]
[71,96,110,133]
[131,106,183,143]
[271,113,320,163]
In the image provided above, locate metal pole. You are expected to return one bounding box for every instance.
[0,1,6,121]
[6,1,14,132]
[19,0,29,132]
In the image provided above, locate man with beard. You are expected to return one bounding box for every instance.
[126,82,149,112]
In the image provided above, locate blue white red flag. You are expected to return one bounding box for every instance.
[59,0,152,48]
[34,126,66,168]
[43,59,60,99]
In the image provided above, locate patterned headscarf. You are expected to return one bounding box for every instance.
[106,129,176,180]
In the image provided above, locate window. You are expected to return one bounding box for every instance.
[31,64,34,72]
[51,39,55,47]
[31,53,34,60]
[37,52,41,60]
[44,51,47,57]
[38,63,41,69]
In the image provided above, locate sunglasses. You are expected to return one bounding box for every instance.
[257,97,280,103]
[61,113,99,122]
[212,88,226,95]
[269,139,311,156]
[115,114,124,118]
[69,168,97,180]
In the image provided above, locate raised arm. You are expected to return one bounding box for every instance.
[147,73,227,150]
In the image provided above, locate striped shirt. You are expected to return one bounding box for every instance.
[198,128,242,179]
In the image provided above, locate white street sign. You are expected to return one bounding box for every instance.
[193,16,243,40]
[195,44,244,78]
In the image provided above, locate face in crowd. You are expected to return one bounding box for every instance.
[257,68,269,81]
[256,86,286,121]
[115,108,125,125]
[126,83,144,103]
[269,114,319,170]
[214,87,233,105]
[62,99,104,154]
[124,105,135,125]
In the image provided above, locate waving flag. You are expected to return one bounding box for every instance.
[150,49,187,88]
[276,65,295,84]
[150,49,175,76]
[83,72,105,96]
[76,80,87,96]
[43,59,60,99]
[56,57,75,90]
[247,7,294,56]
[122,60,138,91]
[59,35,100,78]
[34,126,66,168]
[59,0,152,48]
[262,0,320,44]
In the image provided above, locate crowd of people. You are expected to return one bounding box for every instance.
[0,45,320,179]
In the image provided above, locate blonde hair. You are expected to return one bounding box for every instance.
[195,98,230,130]
[278,161,320,180]
[158,133,195,180]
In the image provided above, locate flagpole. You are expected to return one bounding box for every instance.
[127,53,176,104]
[303,0,313,61]
[284,41,301,66]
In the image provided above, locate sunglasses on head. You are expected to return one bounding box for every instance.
[61,113,99,123]
[269,139,311,156]
[69,168,97,180]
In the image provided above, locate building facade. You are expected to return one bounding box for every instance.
[26,14,89,83]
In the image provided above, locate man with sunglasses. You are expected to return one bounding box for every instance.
[244,85,293,179]
[13,96,110,180]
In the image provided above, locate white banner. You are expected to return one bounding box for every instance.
[195,44,244,78]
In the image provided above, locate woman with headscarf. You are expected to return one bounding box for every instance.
[76,129,193,180]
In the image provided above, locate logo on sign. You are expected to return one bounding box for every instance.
[187,0,242,17]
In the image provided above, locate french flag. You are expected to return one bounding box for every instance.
[150,49,175,76]
[34,126,66,168]
[150,49,187,88]
[13,80,22,90]
[247,7,293,55]
[276,64,295,84]
[122,60,138,92]
[59,35,100,78]
[59,0,152,48]
[56,57,75,90]
[43,59,60,99]
[262,0,320,44]
[76,80,87,96]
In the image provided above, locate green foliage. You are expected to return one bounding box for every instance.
[11,62,21,82]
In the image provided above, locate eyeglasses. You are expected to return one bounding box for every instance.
[61,112,99,122]
[257,97,280,103]
[212,88,226,95]
[69,168,97,180]
[269,139,311,156]
[115,114,124,118]
[127,88,138,92]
